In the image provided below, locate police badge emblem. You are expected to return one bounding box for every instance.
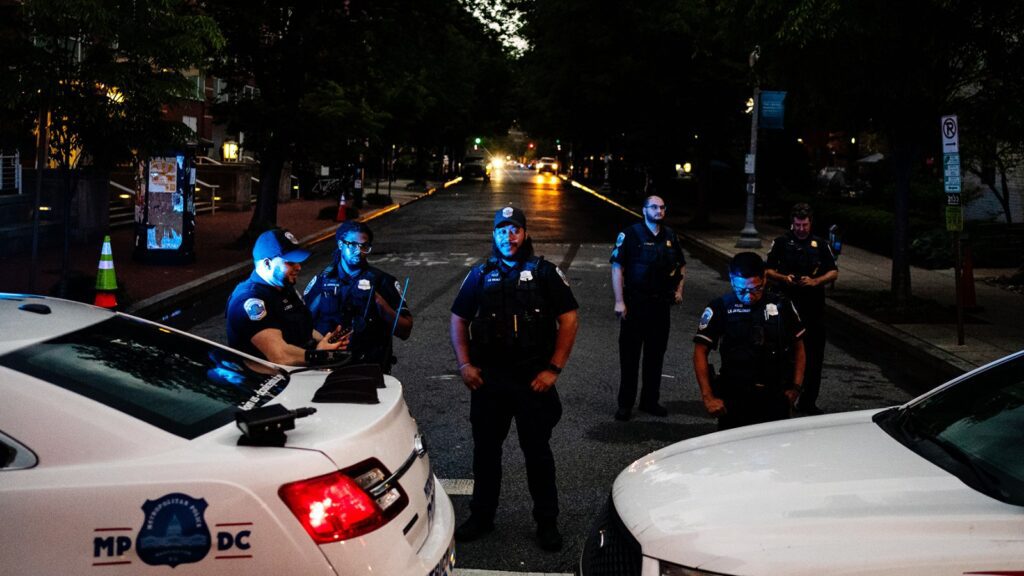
[136,493,212,567]
[699,307,713,330]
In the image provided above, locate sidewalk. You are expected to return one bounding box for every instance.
[675,211,1024,381]
[0,179,449,323]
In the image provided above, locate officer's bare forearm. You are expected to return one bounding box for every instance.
[792,339,806,388]
[816,269,838,285]
[376,293,414,340]
[549,310,578,369]
[611,264,625,305]
[251,328,308,366]
[450,314,472,367]
[765,268,791,284]
[693,343,715,399]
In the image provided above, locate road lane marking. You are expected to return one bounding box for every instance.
[440,478,474,496]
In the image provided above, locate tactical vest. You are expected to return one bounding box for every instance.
[312,264,391,367]
[779,235,825,279]
[624,224,681,301]
[719,296,791,392]
[468,257,556,369]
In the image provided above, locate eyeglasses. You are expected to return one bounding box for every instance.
[340,240,372,253]
[645,204,666,211]
[731,282,764,296]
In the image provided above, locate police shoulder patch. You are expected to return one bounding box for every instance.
[243,298,267,321]
[615,232,625,247]
[699,306,713,330]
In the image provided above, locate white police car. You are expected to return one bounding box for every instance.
[0,294,455,575]
[581,350,1024,575]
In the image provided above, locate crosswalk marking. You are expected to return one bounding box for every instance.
[456,565,577,569]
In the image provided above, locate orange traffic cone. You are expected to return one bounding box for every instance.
[94,235,119,309]
[335,192,348,222]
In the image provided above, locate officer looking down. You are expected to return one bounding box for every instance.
[693,252,806,430]
[450,205,579,552]
[226,228,347,366]
[305,221,413,373]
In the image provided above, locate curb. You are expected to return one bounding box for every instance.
[125,178,458,325]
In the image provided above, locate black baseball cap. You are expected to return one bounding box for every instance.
[253,229,310,262]
[494,205,527,229]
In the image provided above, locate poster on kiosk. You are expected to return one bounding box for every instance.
[133,148,196,264]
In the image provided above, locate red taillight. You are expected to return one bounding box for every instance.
[279,471,384,543]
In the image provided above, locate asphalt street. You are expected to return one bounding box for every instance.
[189,166,920,574]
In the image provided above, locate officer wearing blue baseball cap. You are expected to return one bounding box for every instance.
[449,205,579,552]
[227,228,347,366]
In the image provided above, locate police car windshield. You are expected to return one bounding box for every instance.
[877,352,1024,506]
[0,316,289,439]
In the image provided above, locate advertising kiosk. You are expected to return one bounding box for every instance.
[133,149,196,264]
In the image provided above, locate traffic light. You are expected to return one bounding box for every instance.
[474,137,482,145]
[528,142,535,149]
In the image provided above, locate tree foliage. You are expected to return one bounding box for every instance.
[0,0,222,168]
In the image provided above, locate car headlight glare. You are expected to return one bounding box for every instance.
[660,560,733,576]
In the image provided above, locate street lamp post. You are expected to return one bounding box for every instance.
[737,47,762,248]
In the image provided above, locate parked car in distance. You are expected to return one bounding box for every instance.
[0,294,455,576]
[462,155,491,181]
[581,349,1024,576]
[536,157,558,174]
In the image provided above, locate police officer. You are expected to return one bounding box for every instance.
[766,203,838,415]
[226,228,346,366]
[611,195,686,420]
[305,221,412,373]
[449,206,579,552]
[693,252,806,430]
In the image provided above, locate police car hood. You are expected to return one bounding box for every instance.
[612,410,1015,574]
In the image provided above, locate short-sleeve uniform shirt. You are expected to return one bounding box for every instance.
[226,272,313,360]
[609,222,685,302]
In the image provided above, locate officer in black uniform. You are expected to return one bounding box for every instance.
[305,221,412,373]
[610,195,686,420]
[226,228,346,366]
[766,203,838,415]
[693,252,806,430]
[450,206,579,552]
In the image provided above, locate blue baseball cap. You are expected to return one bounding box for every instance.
[494,205,527,229]
[253,229,310,263]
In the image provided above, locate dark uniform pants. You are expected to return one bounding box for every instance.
[618,299,671,410]
[717,385,790,431]
[799,320,827,409]
[469,372,563,523]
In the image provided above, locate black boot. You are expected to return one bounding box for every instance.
[536,520,563,552]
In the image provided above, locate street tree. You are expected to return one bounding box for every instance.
[0,0,221,294]
[720,0,1024,302]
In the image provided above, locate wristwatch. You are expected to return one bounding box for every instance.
[546,363,563,375]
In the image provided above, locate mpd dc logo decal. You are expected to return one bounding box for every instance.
[136,493,211,567]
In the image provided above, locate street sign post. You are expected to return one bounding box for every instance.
[941,114,964,345]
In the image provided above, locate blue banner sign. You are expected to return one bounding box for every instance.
[759,91,787,130]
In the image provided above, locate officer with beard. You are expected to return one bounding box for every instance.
[306,221,413,373]
[449,205,579,552]
[766,203,838,415]
[226,228,347,366]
